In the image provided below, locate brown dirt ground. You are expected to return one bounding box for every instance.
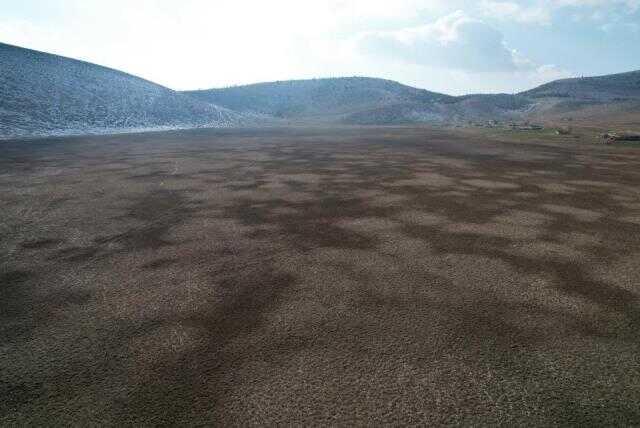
[1,126,640,425]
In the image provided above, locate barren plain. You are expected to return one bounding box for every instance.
[1,127,640,425]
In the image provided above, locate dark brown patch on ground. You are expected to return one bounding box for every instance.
[20,238,64,250]
[1,126,640,425]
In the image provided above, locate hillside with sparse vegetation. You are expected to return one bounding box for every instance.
[2,42,639,138]
[0,43,242,139]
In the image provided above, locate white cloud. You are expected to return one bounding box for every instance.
[356,11,536,72]
[480,1,551,24]
[479,0,640,26]
[551,0,640,10]
[0,0,627,95]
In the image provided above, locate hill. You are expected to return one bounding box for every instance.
[517,70,640,127]
[520,70,640,102]
[183,77,454,122]
[0,43,242,139]
[2,41,639,135]
[184,79,544,125]
[185,71,640,126]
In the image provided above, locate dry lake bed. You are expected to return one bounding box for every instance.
[2,126,640,425]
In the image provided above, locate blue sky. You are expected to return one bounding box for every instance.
[1,0,638,95]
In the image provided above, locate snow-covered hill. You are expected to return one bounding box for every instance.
[0,43,243,139]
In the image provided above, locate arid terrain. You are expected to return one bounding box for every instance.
[2,126,640,425]
[4,42,640,140]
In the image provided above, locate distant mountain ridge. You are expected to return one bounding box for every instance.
[1,41,639,139]
[183,77,454,122]
[520,70,640,101]
[184,80,539,125]
[0,42,242,139]
[186,71,640,126]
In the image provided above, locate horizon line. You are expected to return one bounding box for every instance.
[3,40,639,98]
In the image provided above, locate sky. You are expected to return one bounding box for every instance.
[1,0,639,95]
